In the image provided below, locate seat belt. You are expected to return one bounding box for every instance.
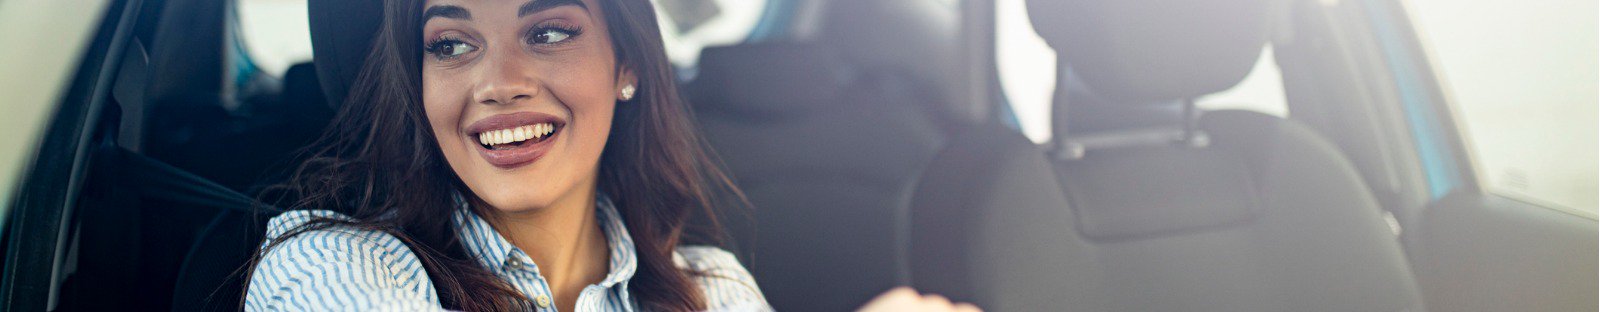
[92,146,281,215]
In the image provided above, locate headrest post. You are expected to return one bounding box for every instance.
[1179,98,1210,148]
[1051,92,1087,161]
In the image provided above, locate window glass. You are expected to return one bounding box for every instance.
[656,0,768,70]
[996,0,1287,143]
[236,0,314,77]
[995,0,1055,143]
[1406,0,1598,213]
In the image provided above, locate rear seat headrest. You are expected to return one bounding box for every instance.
[307,0,381,111]
[690,43,853,117]
[281,63,329,112]
[1027,0,1276,103]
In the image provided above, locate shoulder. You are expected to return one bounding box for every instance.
[245,210,440,311]
[675,246,771,311]
[258,210,417,266]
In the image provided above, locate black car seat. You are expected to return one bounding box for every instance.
[163,62,327,311]
[156,61,332,192]
[64,0,327,310]
[907,0,1427,311]
[681,1,980,310]
[687,42,949,312]
[57,0,256,310]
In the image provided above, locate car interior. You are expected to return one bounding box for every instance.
[0,0,1593,311]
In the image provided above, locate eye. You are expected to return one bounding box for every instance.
[530,28,576,45]
[424,39,478,60]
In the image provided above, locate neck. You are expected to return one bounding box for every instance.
[484,184,610,312]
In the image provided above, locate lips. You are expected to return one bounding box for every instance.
[464,112,565,168]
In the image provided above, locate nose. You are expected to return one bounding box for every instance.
[470,50,541,106]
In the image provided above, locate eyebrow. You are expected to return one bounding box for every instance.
[423,0,586,24]
[518,0,587,18]
[422,5,470,23]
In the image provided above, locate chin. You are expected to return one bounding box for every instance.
[464,165,576,212]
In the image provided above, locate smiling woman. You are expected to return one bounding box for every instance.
[240,0,762,311]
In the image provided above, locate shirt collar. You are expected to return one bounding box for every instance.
[454,194,639,288]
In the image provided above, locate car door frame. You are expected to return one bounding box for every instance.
[0,0,141,310]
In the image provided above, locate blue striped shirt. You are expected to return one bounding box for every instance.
[244,196,769,311]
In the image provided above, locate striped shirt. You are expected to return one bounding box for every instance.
[244,196,769,311]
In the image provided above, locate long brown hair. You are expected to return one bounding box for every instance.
[251,0,735,310]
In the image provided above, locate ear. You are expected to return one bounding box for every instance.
[616,66,639,101]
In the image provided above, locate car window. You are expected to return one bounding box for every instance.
[237,0,314,77]
[657,0,769,71]
[1406,0,1597,214]
[995,0,1288,143]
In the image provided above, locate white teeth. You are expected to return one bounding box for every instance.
[479,123,555,146]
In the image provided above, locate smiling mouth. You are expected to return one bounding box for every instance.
[476,122,559,150]
[465,112,565,168]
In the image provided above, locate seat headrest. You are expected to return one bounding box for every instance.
[281,63,329,111]
[1027,0,1275,103]
[307,0,382,110]
[690,43,854,117]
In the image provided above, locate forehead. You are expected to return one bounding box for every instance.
[421,0,600,13]
[421,0,605,28]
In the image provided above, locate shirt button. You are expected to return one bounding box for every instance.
[535,295,551,308]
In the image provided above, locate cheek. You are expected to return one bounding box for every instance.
[423,84,459,134]
[422,70,472,163]
[540,56,619,155]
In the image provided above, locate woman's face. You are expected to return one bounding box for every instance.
[421,0,632,212]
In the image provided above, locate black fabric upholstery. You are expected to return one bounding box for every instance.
[1070,111,1422,311]
[693,43,853,117]
[263,62,332,123]
[307,0,381,110]
[908,124,1107,312]
[170,210,271,312]
[689,42,947,312]
[1028,0,1274,103]
[153,62,330,192]
[65,146,276,312]
[816,0,977,124]
[911,112,1427,312]
[1057,144,1260,241]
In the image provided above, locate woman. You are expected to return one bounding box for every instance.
[244,0,979,311]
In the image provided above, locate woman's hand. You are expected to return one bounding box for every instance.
[856,287,982,312]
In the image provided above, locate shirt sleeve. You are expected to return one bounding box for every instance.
[244,211,444,312]
[676,246,772,312]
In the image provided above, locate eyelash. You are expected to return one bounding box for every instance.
[423,35,471,61]
[421,23,583,61]
[527,23,582,45]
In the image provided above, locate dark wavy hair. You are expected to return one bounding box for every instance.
[248,0,738,310]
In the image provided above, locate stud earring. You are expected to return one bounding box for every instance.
[620,84,636,101]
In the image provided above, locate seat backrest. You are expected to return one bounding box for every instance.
[909,0,1426,311]
[150,62,330,193]
[688,42,947,312]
